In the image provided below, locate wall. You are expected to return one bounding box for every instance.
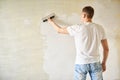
[0,0,120,80]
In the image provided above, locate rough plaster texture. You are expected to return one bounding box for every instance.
[0,0,120,80]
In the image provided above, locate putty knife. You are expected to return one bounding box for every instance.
[42,13,55,22]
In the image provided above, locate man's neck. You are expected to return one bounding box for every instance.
[86,19,92,22]
[83,19,92,23]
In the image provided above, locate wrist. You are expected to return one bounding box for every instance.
[102,61,106,64]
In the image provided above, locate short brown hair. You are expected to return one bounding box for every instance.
[82,6,94,18]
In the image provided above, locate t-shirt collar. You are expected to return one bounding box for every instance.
[84,22,92,25]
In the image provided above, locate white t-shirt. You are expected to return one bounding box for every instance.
[67,22,106,64]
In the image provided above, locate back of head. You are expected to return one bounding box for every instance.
[82,6,94,19]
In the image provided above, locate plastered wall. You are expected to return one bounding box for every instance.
[0,0,120,80]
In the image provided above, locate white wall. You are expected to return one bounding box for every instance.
[0,0,120,80]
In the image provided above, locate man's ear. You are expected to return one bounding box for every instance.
[83,14,87,18]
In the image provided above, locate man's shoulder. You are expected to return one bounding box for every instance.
[92,22,103,27]
[91,23,105,32]
[69,24,83,28]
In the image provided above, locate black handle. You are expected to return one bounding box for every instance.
[43,15,55,22]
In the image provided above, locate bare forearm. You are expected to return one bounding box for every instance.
[48,19,68,34]
[102,49,109,64]
[101,39,109,72]
[49,20,62,32]
[101,39,109,64]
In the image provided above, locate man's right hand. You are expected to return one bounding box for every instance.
[48,18,53,24]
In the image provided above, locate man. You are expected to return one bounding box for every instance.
[48,6,109,80]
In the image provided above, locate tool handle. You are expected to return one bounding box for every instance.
[50,15,55,19]
[43,15,55,22]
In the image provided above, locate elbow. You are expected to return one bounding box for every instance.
[105,47,109,53]
[57,28,63,34]
[56,28,68,34]
[107,47,109,52]
[57,30,61,34]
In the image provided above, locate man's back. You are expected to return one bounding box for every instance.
[67,22,106,64]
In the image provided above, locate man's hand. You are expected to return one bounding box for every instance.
[48,18,53,24]
[102,62,106,72]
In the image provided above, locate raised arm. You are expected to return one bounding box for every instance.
[48,19,69,34]
[101,39,109,72]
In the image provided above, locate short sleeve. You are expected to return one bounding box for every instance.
[100,26,107,40]
[67,24,81,36]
